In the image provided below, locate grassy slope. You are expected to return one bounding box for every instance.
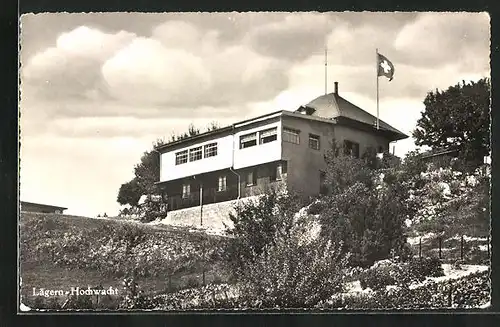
[20,212,226,306]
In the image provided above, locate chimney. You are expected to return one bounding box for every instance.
[334,81,339,94]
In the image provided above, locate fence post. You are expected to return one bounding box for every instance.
[439,237,442,260]
[487,234,490,260]
[460,235,464,261]
[448,283,453,307]
[419,237,422,260]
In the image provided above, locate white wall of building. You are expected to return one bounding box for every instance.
[160,135,233,182]
[160,120,284,181]
[233,121,282,169]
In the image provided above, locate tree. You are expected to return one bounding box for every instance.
[116,139,164,211]
[413,78,490,166]
[117,178,142,206]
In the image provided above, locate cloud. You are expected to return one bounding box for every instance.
[394,12,490,70]
[22,26,136,101]
[101,37,212,106]
[246,13,335,61]
[22,20,291,114]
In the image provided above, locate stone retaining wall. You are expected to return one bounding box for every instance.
[162,196,260,230]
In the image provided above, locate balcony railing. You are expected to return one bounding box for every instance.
[167,185,239,211]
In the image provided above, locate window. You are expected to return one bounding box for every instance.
[189,146,202,162]
[344,140,360,158]
[240,133,257,149]
[218,175,227,192]
[283,128,300,144]
[271,163,284,182]
[182,184,190,199]
[175,150,188,165]
[259,127,278,144]
[309,134,320,150]
[246,170,257,186]
[204,143,218,158]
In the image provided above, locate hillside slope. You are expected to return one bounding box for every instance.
[20,212,228,309]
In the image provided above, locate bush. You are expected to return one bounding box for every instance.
[307,201,325,215]
[224,188,348,308]
[409,257,444,280]
[328,269,490,310]
[155,283,239,310]
[239,236,348,308]
[358,260,411,291]
[185,276,201,289]
[318,144,412,268]
[359,266,396,291]
[224,190,305,275]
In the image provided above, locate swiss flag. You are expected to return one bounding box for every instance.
[377,53,395,81]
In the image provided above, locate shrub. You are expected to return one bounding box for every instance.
[224,190,305,275]
[239,237,348,308]
[359,266,396,291]
[327,269,490,310]
[359,260,411,291]
[318,144,412,268]
[185,276,201,289]
[409,257,444,280]
[319,180,408,267]
[307,201,325,215]
[156,283,239,310]
[120,277,160,310]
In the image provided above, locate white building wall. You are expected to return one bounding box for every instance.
[160,120,284,181]
[233,121,282,169]
[160,135,233,182]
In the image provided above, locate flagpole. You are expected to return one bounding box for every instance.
[325,47,328,95]
[376,48,380,130]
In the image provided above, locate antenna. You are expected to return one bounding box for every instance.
[324,47,328,95]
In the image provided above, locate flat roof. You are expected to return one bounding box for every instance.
[155,110,284,152]
[156,98,408,152]
[21,201,68,210]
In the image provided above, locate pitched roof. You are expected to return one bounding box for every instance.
[296,92,408,140]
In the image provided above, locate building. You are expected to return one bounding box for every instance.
[21,201,67,214]
[156,82,408,215]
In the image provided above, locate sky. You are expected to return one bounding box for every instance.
[19,12,490,217]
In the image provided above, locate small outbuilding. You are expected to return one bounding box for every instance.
[21,201,67,214]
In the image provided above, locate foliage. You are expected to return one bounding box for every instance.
[238,236,348,308]
[359,262,403,291]
[408,257,445,279]
[117,178,142,207]
[224,190,305,274]
[322,140,374,194]
[117,138,165,208]
[223,188,348,308]
[337,269,489,309]
[318,146,412,267]
[21,214,225,280]
[155,283,239,310]
[120,277,160,309]
[413,78,490,168]
[206,121,220,132]
[410,165,490,237]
